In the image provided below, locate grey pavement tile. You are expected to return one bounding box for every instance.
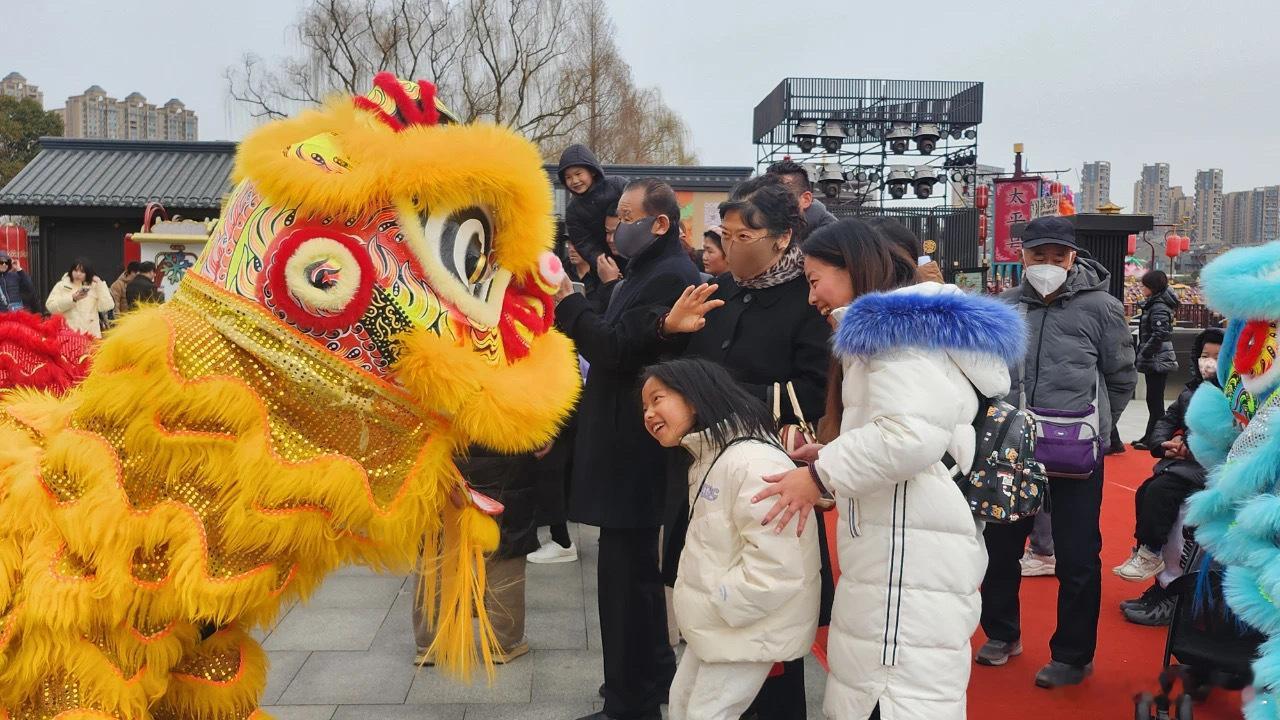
[279,650,416,705]
[260,706,336,720]
[405,657,533,704]
[264,651,311,705]
[525,607,588,650]
[264,607,388,652]
[525,563,584,610]
[463,701,594,720]
[529,650,603,702]
[305,576,406,609]
[371,587,421,652]
[333,705,465,720]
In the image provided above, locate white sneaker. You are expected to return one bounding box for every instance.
[1114,546,1165,582]
[1020,552,1056,577]
[526,540,577,564]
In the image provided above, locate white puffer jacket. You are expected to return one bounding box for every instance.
[674,431,820,664]
[815,283,1024,720]
[45,274,114,338]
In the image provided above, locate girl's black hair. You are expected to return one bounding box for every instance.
[1142,269,1169,293]
[67,257,98,285]
[642,358,779,452]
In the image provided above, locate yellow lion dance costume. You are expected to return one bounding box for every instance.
[0,74,579,719]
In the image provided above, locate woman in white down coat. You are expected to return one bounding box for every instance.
[641,358,820,720]
[45,257,114,338]
[755,219,1026,720]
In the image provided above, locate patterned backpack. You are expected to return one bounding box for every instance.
[944,390,1049,524]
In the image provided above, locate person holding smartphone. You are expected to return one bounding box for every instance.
[0,253,37,313]
[46,257,114,338]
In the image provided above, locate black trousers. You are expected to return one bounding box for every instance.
[741,658,806,719]
[1142,371,1168,443]
[1135,471,1200,551]
[981,464,1104,667]
[598,526,675,719]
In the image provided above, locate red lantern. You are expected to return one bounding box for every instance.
[1126,234,1138,255]
[0,224,28,266]
[1050,182,1063,195]
[1165,236,1181,258]
[1181,235,1191,252]
[975,185,989,210]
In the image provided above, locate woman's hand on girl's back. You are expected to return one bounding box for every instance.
[753,466,819,536]
[788,443,824,465]
[662,283,724,335]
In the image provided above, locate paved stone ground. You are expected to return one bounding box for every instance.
[259,401,1156,719]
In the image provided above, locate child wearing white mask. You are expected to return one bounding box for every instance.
[1113,328,1224,589]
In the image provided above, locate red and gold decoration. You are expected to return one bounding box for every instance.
[0,73,580,719]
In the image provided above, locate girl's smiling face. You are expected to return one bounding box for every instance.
[641,376,696,448]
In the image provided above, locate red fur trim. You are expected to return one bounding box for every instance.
[260,227,376,333]
[352,72,441,132]
[0,311,92,393]
[497,279,555,363]
[352,96,403,132]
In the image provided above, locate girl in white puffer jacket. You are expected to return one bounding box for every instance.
[641,358,820,720]
[755,220,1025,720]
[45,258,114,339]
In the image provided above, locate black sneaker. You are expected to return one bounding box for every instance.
[1120,582,1168,612]
[1123,595,1176,626]
[1035,660,1093,688]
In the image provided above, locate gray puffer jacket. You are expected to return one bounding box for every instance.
[1001,257,1136,440]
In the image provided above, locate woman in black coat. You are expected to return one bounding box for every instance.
[660,175,831,720]
[1134,270,1179,449]
[553,178,701,720]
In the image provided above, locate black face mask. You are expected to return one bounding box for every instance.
[613,216,659,259]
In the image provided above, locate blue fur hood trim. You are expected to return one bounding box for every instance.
[834,287,1026,365]
[1201,241,1280,320]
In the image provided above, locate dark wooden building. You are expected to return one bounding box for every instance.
[0,138,234,296]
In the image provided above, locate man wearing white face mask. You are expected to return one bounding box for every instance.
[976,216,1136,689]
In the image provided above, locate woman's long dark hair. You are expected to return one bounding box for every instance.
[66,257,98,285]
[642,358,779,452]
[802,219,916,443]
[802,218,916,299]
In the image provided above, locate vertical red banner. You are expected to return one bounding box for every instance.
[993,178,1041,263]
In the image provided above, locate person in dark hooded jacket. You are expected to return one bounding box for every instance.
[559,144,628,269]
[553,178,703,720]
[1133,270,1180,449]
[0,253,38,313]
[1113,328,1223,597]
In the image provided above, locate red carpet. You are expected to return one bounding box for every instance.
[966,449,1244,719]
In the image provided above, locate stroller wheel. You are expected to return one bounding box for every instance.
[1135,692,1155,719]
[1177,693,1194,719]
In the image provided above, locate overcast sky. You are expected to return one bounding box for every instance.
[7,0,1278,200]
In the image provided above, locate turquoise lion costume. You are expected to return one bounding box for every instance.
[1185,241,1280,718]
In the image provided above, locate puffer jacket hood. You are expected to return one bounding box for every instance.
[1145,286,1180,312]
[834,282,1025,399]
[557,144,606,188]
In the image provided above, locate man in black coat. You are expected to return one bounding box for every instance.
[554,178,699,720]
[766,159,838,240]
[559,144,628,268]
[0,253,38,313]
[125,261,163,306]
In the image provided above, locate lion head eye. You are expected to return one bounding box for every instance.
[436,206,495,296]
[306,259,342,290]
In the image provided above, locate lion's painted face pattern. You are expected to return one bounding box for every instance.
[191,76,563,379]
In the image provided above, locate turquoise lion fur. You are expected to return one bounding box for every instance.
[1185,381,1238,470]
[1181,243,1280,720]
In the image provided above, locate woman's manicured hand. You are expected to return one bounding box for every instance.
[753,466,819,536]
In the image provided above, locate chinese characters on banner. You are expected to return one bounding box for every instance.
[993,178,1042,263]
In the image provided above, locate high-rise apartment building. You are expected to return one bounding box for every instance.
[1133,163,1171,224]
[1,72,42,106]
[1193,169,1224,245]
[1080,161,1111,213]
[58,86,197,141]
[1169,187,1195,234]
[1222,186,1280,247]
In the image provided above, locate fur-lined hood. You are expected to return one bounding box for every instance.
[1201,241,1280,321]
[833,282,1024,397]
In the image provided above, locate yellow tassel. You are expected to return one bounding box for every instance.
[418,493,500,681]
